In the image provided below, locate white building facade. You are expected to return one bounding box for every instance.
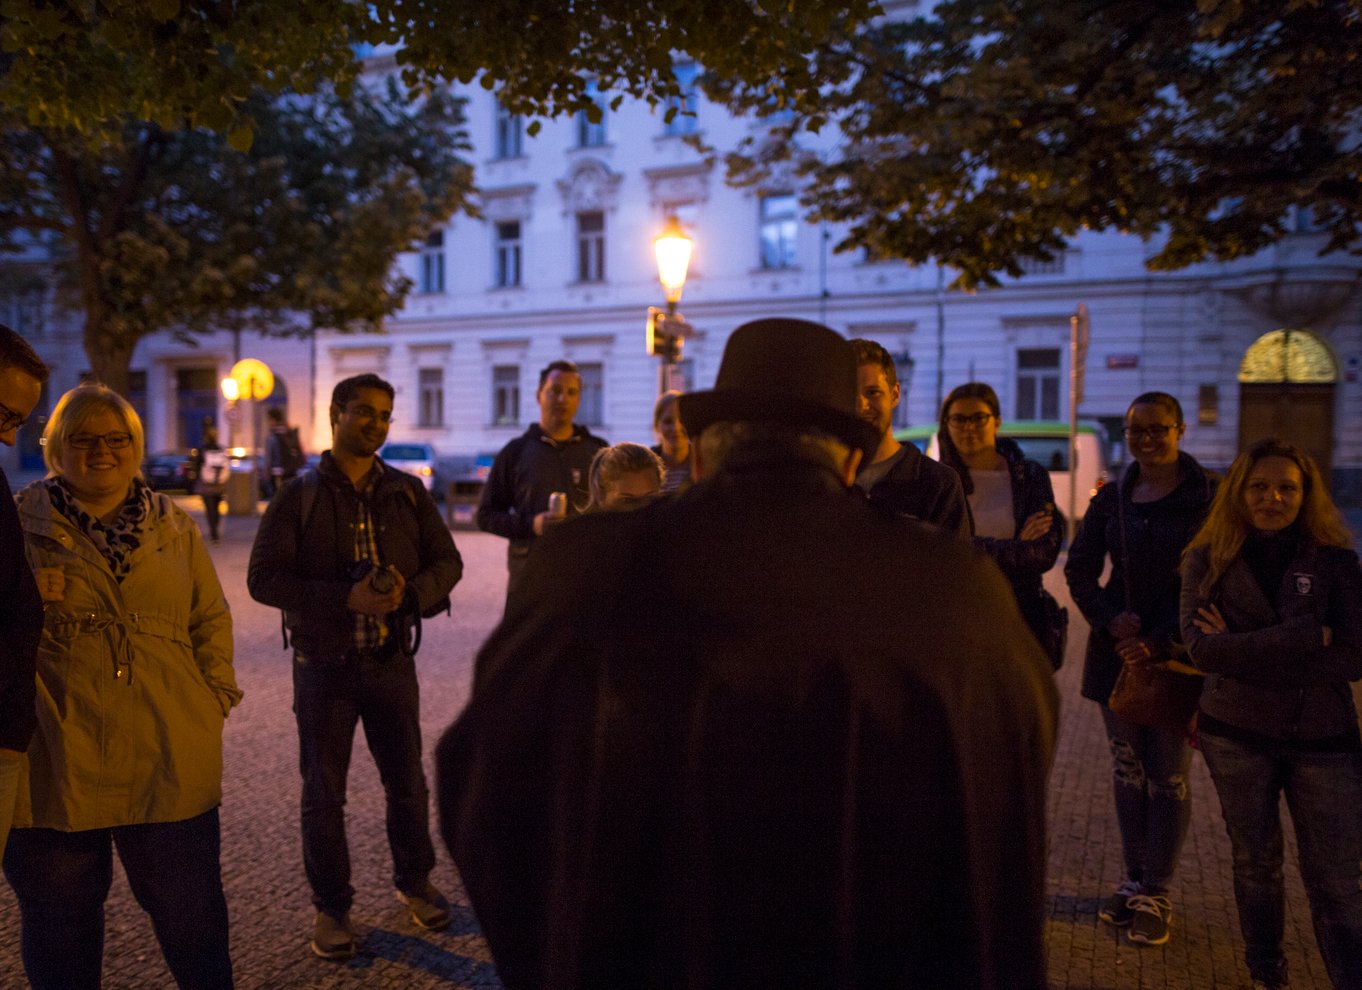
[9,54,1362,502]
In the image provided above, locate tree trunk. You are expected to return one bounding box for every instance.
[82,311,137,397]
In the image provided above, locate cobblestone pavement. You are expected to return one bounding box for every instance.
[0,500,1349,989]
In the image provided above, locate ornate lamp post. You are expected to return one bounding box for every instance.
[647,215,694,394]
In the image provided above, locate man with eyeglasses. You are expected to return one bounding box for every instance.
[247,373,463,961]
[0,325,46,858]
[476,359,608,608]
[849,338,971,536]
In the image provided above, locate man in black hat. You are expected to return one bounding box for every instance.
[436,318,1058,990]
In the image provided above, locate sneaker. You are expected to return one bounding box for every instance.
[396,882,452,931]
[1097,880,1142,926]
[311,911,356,960]
[1126,893,1172,946]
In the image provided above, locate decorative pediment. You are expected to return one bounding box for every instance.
[642,162,714,209]
[556,159,623,213]
[481,184,536,222]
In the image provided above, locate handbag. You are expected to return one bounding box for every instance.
[1108,657,1203,733]
[1037,588,1069,671]
[1104,468,1204,732]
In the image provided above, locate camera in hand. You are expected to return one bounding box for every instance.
[349,559,396,594]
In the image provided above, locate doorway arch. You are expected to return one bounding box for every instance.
[1237,329,1338,480]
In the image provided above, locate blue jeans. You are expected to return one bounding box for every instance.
[293,649,435,917]
[1100,705,1193,894]
[1,808,233,990]
[1199,732,1362,990]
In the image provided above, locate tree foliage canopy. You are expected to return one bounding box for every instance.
[717,0,1362,288]
[0,0,881,142]
[0,80,473,392]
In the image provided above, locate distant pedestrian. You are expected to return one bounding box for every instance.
[587,442,664,510]
[1065,391,1215,947]
[650,389,691,492]
[264,405,305,496]
[6,383,241,990]
[192,421,229,542]
[938,382,1066,668]
[0,325,46,860]
[1181,438,1362,990]
[476,360,607,607]
[248,373,463,961]
[438,318,1058,990]
[849,338,971,536]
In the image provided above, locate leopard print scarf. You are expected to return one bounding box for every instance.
[45,476,153,583]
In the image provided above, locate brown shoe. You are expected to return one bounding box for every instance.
[311,911,357,960]
[396,882,452,931]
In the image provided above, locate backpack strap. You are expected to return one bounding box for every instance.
[281,471,322,650]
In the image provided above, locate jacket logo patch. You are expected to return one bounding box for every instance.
[571,469,582,485]
[1294,573,1313,595]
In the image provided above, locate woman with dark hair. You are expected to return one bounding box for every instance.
[1181,438,1362,990]
[938,382,1064,667]
[650,390,690,493]
[1064,391,1215,947]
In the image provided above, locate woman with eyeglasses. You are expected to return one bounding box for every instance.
[1064,391,1215,948]
[4,384,240,990]
[938,383,1065,668]
[1180,439,1362,990]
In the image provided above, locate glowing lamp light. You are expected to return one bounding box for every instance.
[220,377,240,401]
[654,215,692,308]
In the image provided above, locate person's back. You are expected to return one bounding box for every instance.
[439,319,1058,990]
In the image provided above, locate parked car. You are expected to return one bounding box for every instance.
[142,451,194,492]
[894,420,1109,520]
[380,441,437,492]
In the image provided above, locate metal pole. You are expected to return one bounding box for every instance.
[1068,314,1080,543]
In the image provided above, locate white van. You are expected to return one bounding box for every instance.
[894,420,1109,521]
[379,441,438,492]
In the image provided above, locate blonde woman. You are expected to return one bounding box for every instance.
[588,442,665,510]
[1181,438,1362,990]
[4,384,240,990]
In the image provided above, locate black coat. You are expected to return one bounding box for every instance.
[438,453,1058,990]
[859,441,972,538]
[1181,539,1362,742]
[952,437,1063,640]
[1065,452,1215,703]
[475,423,608,551]
[0,465,41,751]
[247,453,463,659]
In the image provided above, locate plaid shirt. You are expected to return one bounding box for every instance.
[351,463,388,652]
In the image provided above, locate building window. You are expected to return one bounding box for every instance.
[576,83,607,147]
[419,231,445,294]
[1016,254,1066,276]
[576,211,605,283]
[578,362,604,427]
[492,365,520,426]
[759,193,797,269]
[664,63,699,136]
[494,101,523,159]
[418,368,444,427]
[495,221,522,288]
[1015,348,1061,420]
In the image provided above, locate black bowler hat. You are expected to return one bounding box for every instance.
[678,318,878,460]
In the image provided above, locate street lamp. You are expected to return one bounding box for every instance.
[647,215,694,394]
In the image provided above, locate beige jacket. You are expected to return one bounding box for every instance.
[15,483,241,830]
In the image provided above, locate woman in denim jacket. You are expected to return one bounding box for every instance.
[1181,438,1362,990]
